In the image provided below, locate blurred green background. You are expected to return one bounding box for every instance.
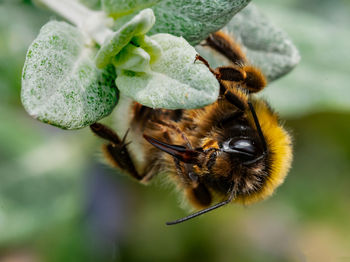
[1,0,350,261]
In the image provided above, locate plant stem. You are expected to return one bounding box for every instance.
[36,0,113,45]
[37,0,92,27]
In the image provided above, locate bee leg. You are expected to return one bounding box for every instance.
[185,183,212,209]
[206,31,246,64]
[173,159,212,208]
[220,83,247,111]
[216,65,266,94]
[186,171,212,208]
[195,53,259,95]
[200,31,247,72]
[205,31,267,93]
[240,65,267,93]
[194,54,220,78]
[90,123,143,181]
[194,53,256,93]
[216,66,246,82]
[217,65,267,94]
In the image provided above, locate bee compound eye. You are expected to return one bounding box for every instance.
[229,139,256,155]
[222,139,257,158]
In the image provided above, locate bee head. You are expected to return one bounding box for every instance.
[143,99,292,205]
[196,109,267,198]
[196,99,292,204]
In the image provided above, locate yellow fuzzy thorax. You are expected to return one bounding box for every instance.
[234,98,293,205]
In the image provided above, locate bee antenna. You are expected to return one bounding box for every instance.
[166,185,236,226]
[247,102,267,153]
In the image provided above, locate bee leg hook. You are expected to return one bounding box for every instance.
[90,123,143,180]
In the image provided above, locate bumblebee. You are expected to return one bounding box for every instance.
[90,31,293,225]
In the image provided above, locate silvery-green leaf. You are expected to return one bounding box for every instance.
[95,8,155,68]
[196,4,300,82]
[131,35,162,64]
[116,34,219,109]
[149,0,250,45]
[112,44,151,72]
[109,0,251,46]
[102,0,162,17]
[79,0,101,10]
[21,21,118,130]
[111,35,162,73]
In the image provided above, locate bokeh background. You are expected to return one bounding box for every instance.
[1,0,350,261]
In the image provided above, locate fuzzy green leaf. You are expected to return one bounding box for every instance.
[21,21,118,130]
[107,0,251,46]
[131,35,162,64]
[112,44,151,72]
[102,0,162,17]
[95,8,155,68]
[79,0,101,10]
[116,34,219,109]
[150,0,251,45]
